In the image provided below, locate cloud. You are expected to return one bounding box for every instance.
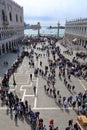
[13,0,87,25]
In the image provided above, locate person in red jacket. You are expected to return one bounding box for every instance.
[49,119,54,130]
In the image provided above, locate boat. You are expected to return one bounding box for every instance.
[47,26,65,29]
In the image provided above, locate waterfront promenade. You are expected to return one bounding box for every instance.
[0,40,87,130]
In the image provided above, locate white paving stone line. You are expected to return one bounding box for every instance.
[20,83,33,101]
[0,107,78,110]
[33,107,78,110]
[34,77,38,108]
[34,58,40,109]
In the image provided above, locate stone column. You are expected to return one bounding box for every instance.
[4,43,7,53]
[37,22,40,37]
[57,22,60,39]
[0,46,2,55]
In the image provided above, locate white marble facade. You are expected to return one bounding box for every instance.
[65,18,87,49]
[0,0,24,55]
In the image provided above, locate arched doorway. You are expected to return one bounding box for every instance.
[6,43,9,52]
[12,41,14,49]
[0,46,1,55]
[85,41,87,49]
[82,40,84,47]
[14,40,16,46]
[79,39,81,45]
[2,44,5,53]
[15,40,17,46]
[2,10,5,21]
[9,41,12,51]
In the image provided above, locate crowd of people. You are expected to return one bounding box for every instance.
[26,37,87,129]
[0,51,27,94]
[0,36,87,130]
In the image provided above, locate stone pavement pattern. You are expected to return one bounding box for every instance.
[0,42,87,130]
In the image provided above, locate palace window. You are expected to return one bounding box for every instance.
[20,16,22,23]
[9,12,12,21]
[16,14,18,22]
[85,27,86,33]
[2,10,5,21]
[0,33,1,39]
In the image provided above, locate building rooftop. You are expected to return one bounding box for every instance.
[66,18,87,24]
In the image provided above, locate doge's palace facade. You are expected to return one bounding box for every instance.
[0,0,24,55]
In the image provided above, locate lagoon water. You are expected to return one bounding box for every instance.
[24,26,65,37]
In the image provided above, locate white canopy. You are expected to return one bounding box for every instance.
[72,38,77,42]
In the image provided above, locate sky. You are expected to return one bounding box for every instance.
[14,0,87,26]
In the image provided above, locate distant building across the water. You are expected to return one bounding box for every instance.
[24,23,41,30]
[47,26,65,29]
[24,23,30,29]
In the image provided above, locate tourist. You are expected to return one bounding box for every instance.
[49,119,54,130]
[33,86,36,95]
[30,74,32,80]
[68,119,73,127]
[44,85,47,92]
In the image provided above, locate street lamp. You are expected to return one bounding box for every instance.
[13,73,16,95]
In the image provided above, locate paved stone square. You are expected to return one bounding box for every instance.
[0,42,87,130]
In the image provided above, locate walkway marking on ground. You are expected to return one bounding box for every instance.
[32,107,78,110]
[20,79,37,101]
[0,107,7,110]
[34,58,40,108]
[24,95,34,97]
[0,106,78,110]
[20,83,32,101]
[34,77,39,108]
[78,79,86,90]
